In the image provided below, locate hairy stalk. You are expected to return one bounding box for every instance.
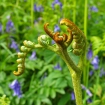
[58,48,83,105]
[58,48,80,73]
[72,72,83,105]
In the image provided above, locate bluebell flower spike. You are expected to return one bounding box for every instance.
[91,55,99,70]
[9,80,22,98]
[10,39,19,52]
[6,20,14,33]
[0,23,2,33]
[52,0,62,10]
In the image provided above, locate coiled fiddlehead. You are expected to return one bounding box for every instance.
[60,18,86,56]
[13,40,35,76]
[14,18,86,76]
[13,35,56,76]
[38,35,51,47]
[44,18,86,56]
[44,23,73,49]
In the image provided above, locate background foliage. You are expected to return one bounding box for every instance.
[0,0,105,105]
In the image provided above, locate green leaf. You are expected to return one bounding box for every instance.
[36,99,41,105]
[0,95,10,105]
[0,43,13,56]
[37,64,53,78]
[65,76,73,88]
[28,99,34,105]
[89,100,101,105]
[39,88,44,95]
[41,98,52,105]
[0,87,4,94]
[44,71,63,86]
[50,88,56,99]
[91,36,102,54]
[55,88,65,94]
[25,59,44,70]
[57,93,70,105]
[1,10,12,22]
[0,71,6,82]
[0,34,8,40]
[54,78,67,88]
[44,87,50,97]
[42,49,56,64]
[25,89,37,98]
[90,84,102,97]
[102,94,105,104]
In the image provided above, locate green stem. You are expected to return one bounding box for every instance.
[83,0,88,102]
[60,49,80,73]
[63,0,67,18]
[72,73,83,105]
[16,0,19,6]
[84,0,88,37]
[58,48,83,105]
[73,0,76,23]
[93,70,100,102]
[31,0,34,28]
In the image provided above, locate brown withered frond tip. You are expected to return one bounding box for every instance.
[44,22,73,48]
[44,18,86,55]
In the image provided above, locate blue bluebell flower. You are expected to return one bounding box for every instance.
[34,4,38,12]
[89,70,94,76]
[54,63,62,70]
[87,98,92,103]
[71,85,92,102]
[87,44,93,60]
[71,91,75,100]
[81,84,92,97]
[54,25,60,32]
[29,51,37,60]
[34,17,42,25]
[100,68,105,77]
[6,20,14,33]
[52,0,62,10]
[87,48,93,60]
[90,6,98,12]
[91,55,99,70]
[0,23,2,33]
[9,80,22,98]
[34,4,43,12]
[10,39,19,52]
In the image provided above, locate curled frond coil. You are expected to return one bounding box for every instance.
[60,18,86,55]
[44,23,73,48]
[13,40,35,76]
[44,18,86,55]
[38,35,51,46]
